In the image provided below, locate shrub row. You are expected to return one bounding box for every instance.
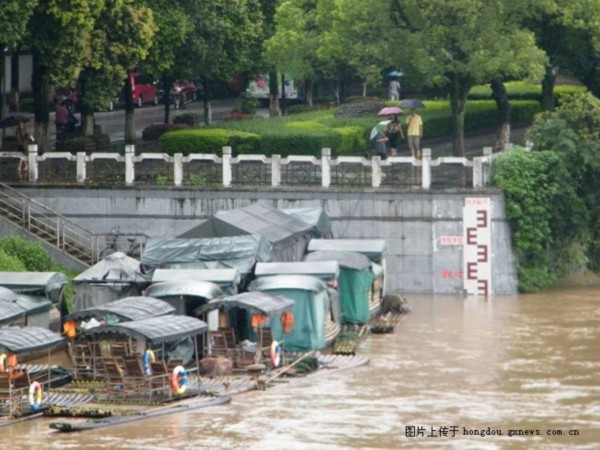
[159,100,540,157]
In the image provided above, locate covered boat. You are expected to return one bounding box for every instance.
[0,272,69,303]
[280,206,333,238]
[72,252,150,312]
[0,287,53,328]
[307,239,388,315]
[248,275,340,352]
[304,251,374,324]
[178,203,314,262]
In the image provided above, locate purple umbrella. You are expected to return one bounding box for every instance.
[377,106,403,116]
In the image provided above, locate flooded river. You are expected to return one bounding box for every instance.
[7,288,600,449]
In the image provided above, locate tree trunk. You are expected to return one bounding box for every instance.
[448,74,470,156]
[541,66,556,111]
[0,45,5,125]
[268,70,280,117]
[162,75,173,124]
[202,77,212,125]
[32,51,50,153]
[491,76,511,152]
[124,74,135,144]
[362,82,367,97]
[10,52,19,113]
[78,75,95,136]
[304,79,313,107]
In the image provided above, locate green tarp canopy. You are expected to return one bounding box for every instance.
[144,281,223,316]
[0,326,64,355]
[304,251,374,324]
[152,268,241,295]
[248,275,330,351]
[0,272,68,303]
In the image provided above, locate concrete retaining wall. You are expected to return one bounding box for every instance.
[11,186,518,295]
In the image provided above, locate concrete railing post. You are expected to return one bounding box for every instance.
[372,156,382,187]
[174,153,183,186]
[473,147,492,188]
[76,152,86,184]
[125,144,135,185]
[27,144,38,183]
[421,148,432,189]
[482,146,493,186]
[222,146,232,187]
[321,148,331,188]
[271,154,281,187]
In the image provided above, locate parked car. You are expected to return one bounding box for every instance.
[130,71,159,107]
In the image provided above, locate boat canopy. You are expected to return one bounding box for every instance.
[8,294,53,315]
[0,301,25,325]
[0,326,65,354]
[248,274,328,293]
[304,250,372,271]
[145,281,223,300]
[151,268,241,295]
[178,203,314,262]
[254,261,339,281]
[141,235,271,276]
[248,275,331,351]
[280,207,332,238]
[65,296,175,323]
[73,252,150,312]
[0,272,68,302]
[198,291,294,318]
[307,239,388,262]
[81,315,208,344]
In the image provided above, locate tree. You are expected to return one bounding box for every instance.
[0,1,38,118]
[393,0,546,155]
[78,0,156,138]
[27,0,103,151]
[182,0,263,124]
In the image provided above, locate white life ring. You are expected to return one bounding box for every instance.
[270,340,282,367]
[29,381,43,411]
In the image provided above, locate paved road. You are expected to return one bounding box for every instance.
[94,97,243,142]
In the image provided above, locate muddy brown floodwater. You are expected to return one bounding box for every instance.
[8,288,600,449]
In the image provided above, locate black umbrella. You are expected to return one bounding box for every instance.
[0,115,30,128]
[399,99,426,109]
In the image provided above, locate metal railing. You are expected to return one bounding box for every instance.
[0,182,149,265]
[0,143,521,189]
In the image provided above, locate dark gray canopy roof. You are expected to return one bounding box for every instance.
[0,272,68,302]
[65,296,175,322]
[248,274,328,293]
[74,252,148,284]
[179,203,313,244]
[0,300,25,324]
[0,326,65,354]
[307,239,388,262]
[145,281,223,300]
[9,294,53,315]
[0,286,18,302]
[198,291,294,318]
[254,261,339,281]
[304,250,372,271]
[81,315,208,344]
[141,235,272,275]
[280,207,332,238]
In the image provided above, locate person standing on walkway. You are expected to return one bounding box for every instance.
[388,79,401,101]
[406,109,423,159]
[15,119,34,181]
[383,115,404,156]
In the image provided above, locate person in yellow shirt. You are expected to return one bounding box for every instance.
[406,109,423,159]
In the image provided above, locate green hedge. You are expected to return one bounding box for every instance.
[468,81,587,102]
[0,236,52,271]
[160,99,540,156]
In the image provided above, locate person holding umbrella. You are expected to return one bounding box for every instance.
[383,114,404,156]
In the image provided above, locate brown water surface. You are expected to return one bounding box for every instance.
[8,289,600,449]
